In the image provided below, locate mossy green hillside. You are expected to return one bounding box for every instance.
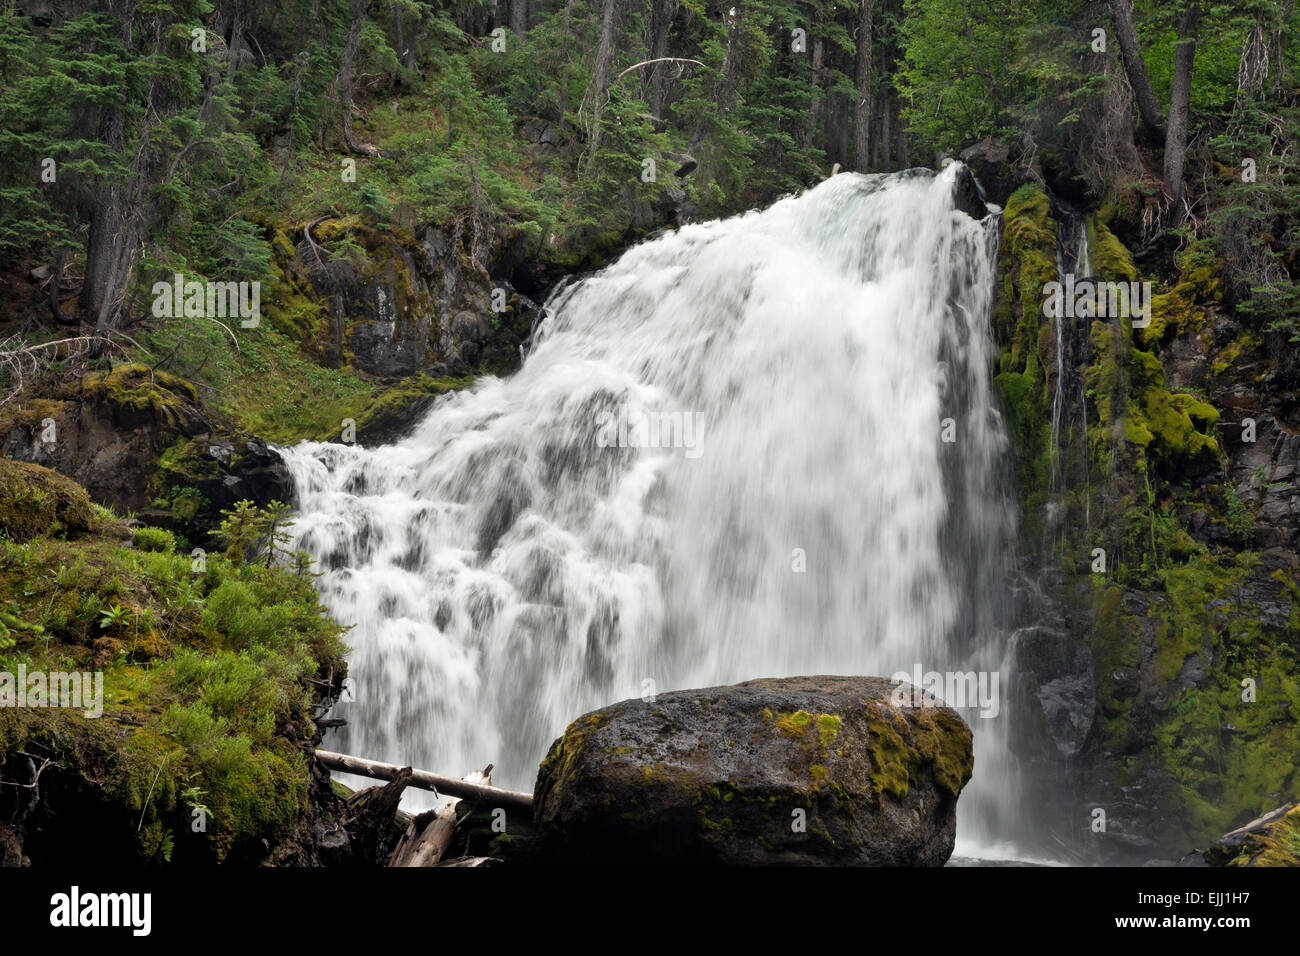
[0,462,347,863]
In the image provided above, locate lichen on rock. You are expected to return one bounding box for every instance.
[531,675,974,866]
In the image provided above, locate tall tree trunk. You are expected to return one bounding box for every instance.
[1270,0,1293,91]
[393,7,409,89]
[895,96,909,169]
[810,29,825,135]
[338,0,382,156]
[648,0,674,118]
[836,94,851,169]
[852,0,875,171]
[1109,0,1165,142]
[82,1,135,331]
[558,0,575,118]
[870,97,881,169]
[226,0,250,71]
[509,0,529,36]
[1164,1,1200,227]
[880,91,891,171]
[583,0,620,161]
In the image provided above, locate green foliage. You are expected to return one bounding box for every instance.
[215,499,297,568]
[1224,484,1256,547]
[898,0,1026,153]
[1207,95,1300,345]
[98,602,129,631]
[134,526,178,554]
[0,471,347,862]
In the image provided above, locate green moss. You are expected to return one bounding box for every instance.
[0,473,347,863]
[912,709,976,798]
[344,374,474,443]
[1085,329,1220,475]
[1086,216,1138,282]
[1212,331,1253,376]
[1091,583,1139,751]
[773,709,813,737]
[536,712,607,799]
[865,711,915,800]
[1128,349,1221,466]
[133,526,177,553]
[83,363,200,431]
[0,460,98,542]
[816,713,842,750]
[0,397,69,435]
[994,183,1059,529]
[1086,547,1300,851]
[1231,805,1300,867]
[863,702,972,802]
[1137,240,1223,346]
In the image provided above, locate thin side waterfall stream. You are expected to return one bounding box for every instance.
[280,165,1030,858]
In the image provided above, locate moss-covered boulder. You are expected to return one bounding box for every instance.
[0,459,97,541]
[532,676,974,866]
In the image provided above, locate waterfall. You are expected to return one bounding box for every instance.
[279,164,1024,855]
[1046,207,1094,556]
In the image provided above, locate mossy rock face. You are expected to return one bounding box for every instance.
[347,374,474,444]
[532,675,973,866]
[0,459,97,541]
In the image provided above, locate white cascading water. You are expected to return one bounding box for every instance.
[1046,210,1093,558]
[280,164,1025,856]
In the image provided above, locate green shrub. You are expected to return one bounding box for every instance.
[133,526,177,553]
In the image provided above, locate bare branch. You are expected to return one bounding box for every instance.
[613,57,705,84]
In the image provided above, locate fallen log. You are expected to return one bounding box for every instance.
[390,766,494,867]
[316,750,533,815]
[440,856,501,867]
[390,802,458,867]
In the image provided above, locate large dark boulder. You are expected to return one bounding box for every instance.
[952,163,992,220]
[532,675,974,866]
[958,138,1030,207]
[0,363,205,514]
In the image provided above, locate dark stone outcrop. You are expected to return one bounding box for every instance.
[952,163,992,220]
[1011,626,1095,759]
[958,137,1033,207]
[0,364,290,546]
[532,675,974,866]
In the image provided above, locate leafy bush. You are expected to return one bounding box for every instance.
[133,526,177,553]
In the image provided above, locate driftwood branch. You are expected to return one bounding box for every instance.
[315,750,533,814]
[614,57,705,83]
[0,334,128,407]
